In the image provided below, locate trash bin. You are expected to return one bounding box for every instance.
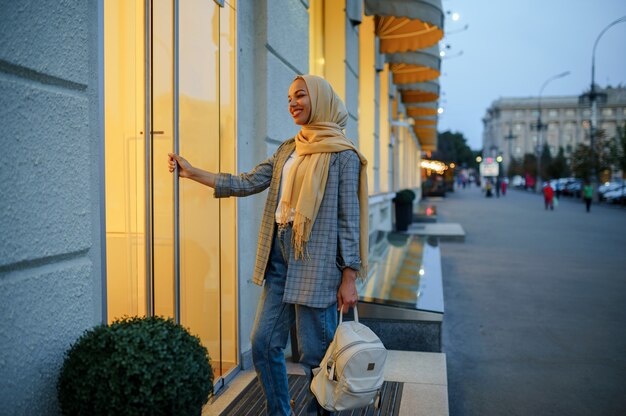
[393,189,416,231]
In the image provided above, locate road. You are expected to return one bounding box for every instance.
[435,185,626,416]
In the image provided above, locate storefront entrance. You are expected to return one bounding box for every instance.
[104,0,238,385]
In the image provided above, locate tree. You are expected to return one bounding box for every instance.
[570,129,612,180]
[539,142,553,180]
[522,153,537,178]
[507,157,523,177]
[610,122,626,179]
[435,131,478,169]
[548,146,570,179]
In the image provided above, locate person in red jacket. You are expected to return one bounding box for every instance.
[543,182,554,210]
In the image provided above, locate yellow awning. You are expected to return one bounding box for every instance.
[401,90,438,103]
[375,16,443,53]
[390,63,440,84]
[413,126,438,151]
[387,45,441,85]
[399,80,439,103]
[407,103,438,117]
[414,127,437,138]
[365,0,444,53]
[412,118,437,126]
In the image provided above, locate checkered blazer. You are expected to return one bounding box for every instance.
[214,138,362,308]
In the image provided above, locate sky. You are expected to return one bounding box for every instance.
[437,0,626,150]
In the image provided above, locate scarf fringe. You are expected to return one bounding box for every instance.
[291,211,312,261]
[277,207,312,261]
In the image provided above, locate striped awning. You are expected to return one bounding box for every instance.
[389,63,439,84]
[366,0,445,152]
[365,0,444,53]
[411,118,437,126]
[387,44,441,84]
[406,102,439,117]
[413,126,438,151]
[399,80,439,103]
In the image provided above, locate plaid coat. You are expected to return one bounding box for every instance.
[214,138,362,308]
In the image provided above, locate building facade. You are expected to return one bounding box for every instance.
[482,86,626,171]
[0,1,445,413]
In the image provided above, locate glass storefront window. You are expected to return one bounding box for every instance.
[105,0,238,388]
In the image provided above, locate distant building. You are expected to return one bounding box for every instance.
[482,86,626,172]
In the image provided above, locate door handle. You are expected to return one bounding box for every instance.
[151,131,164,135]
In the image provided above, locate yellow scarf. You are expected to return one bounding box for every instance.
[279,75,369,278]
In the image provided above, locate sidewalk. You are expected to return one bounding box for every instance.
[435,186,626,415]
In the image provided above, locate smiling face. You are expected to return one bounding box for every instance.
[288,78,312,125]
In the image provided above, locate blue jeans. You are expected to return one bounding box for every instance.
[250,225,337,416]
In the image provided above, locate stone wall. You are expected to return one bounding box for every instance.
[0,1,103,414]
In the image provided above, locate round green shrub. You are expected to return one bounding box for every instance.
[57,316,213,416]
[393,189,416,203]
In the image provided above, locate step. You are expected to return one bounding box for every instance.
[204,350,449,416]
[385,350,449,416]
[406,223,465,242]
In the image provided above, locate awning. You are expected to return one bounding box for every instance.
[399,80,440,103]
[387,45,441,84]
[413,126,438,151]
[386,45,440,70]
[365,0,444,53]
[406,102,439,117]
[411,118,437,126]
[390,63,440,84]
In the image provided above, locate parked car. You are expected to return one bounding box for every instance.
[599,181,624,201]
[603,185,626,204]
[563,179,582,197]
[511,175,524,188]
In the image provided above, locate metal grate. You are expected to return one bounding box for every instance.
[220,374,403,416]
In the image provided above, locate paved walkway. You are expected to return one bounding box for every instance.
[434,186,626,416]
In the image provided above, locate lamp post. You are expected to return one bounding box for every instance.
[532,71,570,191]
[586,16,626,198]
[504,124,517,176]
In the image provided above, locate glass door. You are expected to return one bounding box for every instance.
[105,0,238,386]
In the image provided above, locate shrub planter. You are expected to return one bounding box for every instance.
[393,189,416,232]
[58,316,213,416]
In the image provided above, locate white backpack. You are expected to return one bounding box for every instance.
[311,305,388,411]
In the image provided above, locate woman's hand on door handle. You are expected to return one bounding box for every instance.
[168,153,193,178]
[168,153,216,188]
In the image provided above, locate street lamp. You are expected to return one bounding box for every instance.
[504,123,518,175]
[532,71,570,191]
[584,16,626,198]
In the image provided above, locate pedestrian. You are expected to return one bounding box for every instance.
[485,179,493,198]
[501,177,508,196]
[169,75,368,415]
[583,181,593,212]
[543,181,554,210]
[555,180,561,200]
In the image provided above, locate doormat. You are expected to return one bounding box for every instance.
[219,373,403,416]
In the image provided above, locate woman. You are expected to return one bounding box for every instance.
[168,75,368,415]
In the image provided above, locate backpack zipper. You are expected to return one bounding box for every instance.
[333,339,381,362]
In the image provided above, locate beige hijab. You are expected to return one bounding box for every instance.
[279,75,369,278]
